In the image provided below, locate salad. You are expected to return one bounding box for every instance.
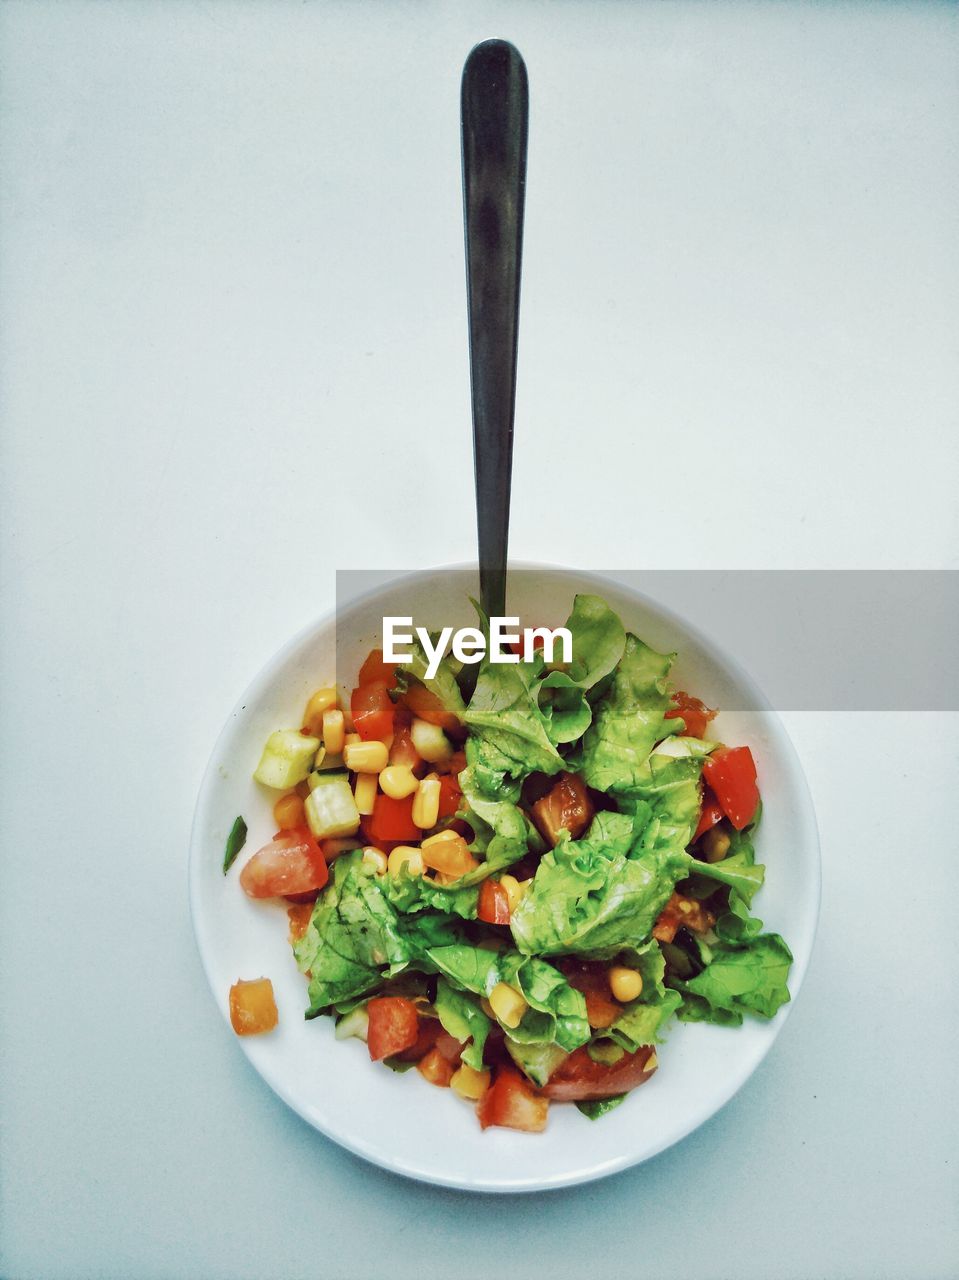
[227,595,792,1132]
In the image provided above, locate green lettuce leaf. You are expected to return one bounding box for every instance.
[295,852,410,1015]
[434,978,491,1071]
[537,595,626,745]
[510,812,687,958]
[580,634,679,794]
[672,933,793,1024]
[504,1038,568,1088]
[465,659,564,792]
[426,944,590,1053]
[576,1095,627,1120]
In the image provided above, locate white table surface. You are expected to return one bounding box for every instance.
[2,3,957,1278]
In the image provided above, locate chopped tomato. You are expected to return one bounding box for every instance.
[286,901,314,943]
[543,1044,657,1101]
[417,1046,456,1087]
[477,878,511,925]
[366,996,420,1061]
[652,891,716,943]
[229,978,278,1036]
[584,989,620,1030]
[477,1067,549,1132]
[703,745,759,830]
[693,787,724,842]
[358,648,397,688]
[239,828,328,899]
[402,683,462,733]
[561,961,619,1029]
[420,831,477,877]
[436,775,463,823]
[435,749,467,777]
[362,792,421,843]
[351,681,395,742]
[531,772,594,847]
[665,690,716,741]
[394,1016,443,1062]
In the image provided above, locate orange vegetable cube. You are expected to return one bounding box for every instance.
[229,978,278,1036]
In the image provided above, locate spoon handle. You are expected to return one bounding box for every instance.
[461,39,529,621]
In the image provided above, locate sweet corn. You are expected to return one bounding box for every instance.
[387,845,425,878]
[480,997,495,1018]
[499,874,531,915]
[344,732,362,748]
[303,687,338,736]
[344,740,389,773]
[411,717,452,764]
[702,827,731,862]
[489,981,528,1029]
[609,966,644,1003]
[450,1064,490,1101]
[378,765,419,799]
[645,1051,659,1072]
[353,772,378,816]
[361,846,388,876]
[412,775,441,829]
[322,708,345,755]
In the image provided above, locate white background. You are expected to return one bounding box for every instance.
[2,3,957,1278]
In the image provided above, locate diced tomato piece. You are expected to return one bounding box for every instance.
[388,720,421,770]
[703,745,759,830]
[562,961,619,1029]
[394,1016,443,1062]
[434,749,467,778]
[477,1067,549,1132]
[351,681,395,742]
[286,902,314,943]
[477,878,511,925]
[402,683,462,733]
[239,828,328,899]
[362,792,421,843]
[665,690,717,740]
[693,787,725,842]
[420,831,477,877]
[366,996,421,1061]
[229,978,278,1036]
[543,1045,657,1101]
[417,1047,456,1087]
[652,890,715,943]
[358,648,398,688]
[584,989,620,1030]
[434,1031,465,1063]
[436,772,463,818]
[531,772,594,847]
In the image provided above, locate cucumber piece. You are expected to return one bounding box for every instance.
[253,730,321,790]
[304,773,360,839]
[652,736,719,759]
[334,1005,370,1043]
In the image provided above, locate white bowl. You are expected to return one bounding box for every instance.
[189,566,820,1192]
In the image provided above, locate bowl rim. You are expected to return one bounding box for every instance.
[188,562,821,1192]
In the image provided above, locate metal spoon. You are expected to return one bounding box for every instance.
[461,39,529,621]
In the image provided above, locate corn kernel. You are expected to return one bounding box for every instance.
[322,708,345,755]
[645,1051,658,1072]
[489,981,528,1029]
[609,966,643,1003]
[387,845,425,878]
[303,687,338,736]
[702,827,731,862]
[344,740,389,773]
[345,732,362,748]
[378,765,419,799]
[480,997,495,1018]
[412,775,441,829]
[450,1064,490,1101]
[361,846,388,876]
[411,717,452,764]
[273,792,306,830]
[353,772,378,816]
[499,874,531,914]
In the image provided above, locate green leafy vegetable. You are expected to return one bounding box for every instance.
[222,816,248,873]
[672,934,793,1024]
[465,659,564,793]
[580,634,679,793]
[434,979,491,1070]
[537,595,626,744]
[575,1095,628,1120]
